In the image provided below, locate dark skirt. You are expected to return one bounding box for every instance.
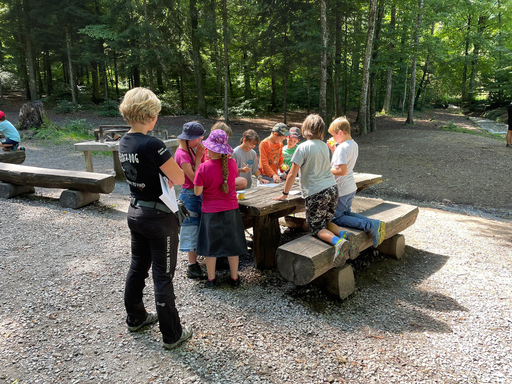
[197,208,248,257]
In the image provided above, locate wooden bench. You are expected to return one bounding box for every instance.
[276,197,419,299]
[0,163,115,208]
[0,150,25,164]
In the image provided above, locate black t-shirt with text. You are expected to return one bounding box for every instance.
[118,132,172,202]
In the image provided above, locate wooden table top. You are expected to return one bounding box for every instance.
[238,172,382,217]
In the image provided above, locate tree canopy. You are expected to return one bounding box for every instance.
[1,0,511,131]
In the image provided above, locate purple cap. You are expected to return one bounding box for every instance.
[202,129,233,155]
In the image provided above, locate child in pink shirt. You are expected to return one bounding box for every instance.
[194,130,247,288]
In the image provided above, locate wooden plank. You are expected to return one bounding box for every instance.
[112,151,125,181]
[84,150,93,172]
[354,173,382,193]
[276,198,419,285]
[0,163,115,194]
[0,150,25,164]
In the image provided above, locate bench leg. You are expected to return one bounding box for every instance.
[112,151,126,181]
[315,264,355,300]
[0,181,35,198]
[252,215,280,269]
[377,234,405,259]
[59,190,100,209]
[84,151,94,172]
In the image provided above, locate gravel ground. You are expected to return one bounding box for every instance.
[1,137,511,383]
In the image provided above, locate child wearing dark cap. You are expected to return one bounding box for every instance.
[281,126,301,173]
[0,111,24,152]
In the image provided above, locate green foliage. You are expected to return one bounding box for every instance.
[32,118,93,144]
[54,100,79,114]
[98,99,120,117]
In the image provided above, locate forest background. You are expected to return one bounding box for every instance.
[0,0,511,133]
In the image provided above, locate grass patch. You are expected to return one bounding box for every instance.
[31,117,94,144]
[440,121,505,141]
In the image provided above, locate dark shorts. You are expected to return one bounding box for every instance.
[197,208,248,257]
[305,185,339,235]
[508,124,512,131]
[1,138,18,146]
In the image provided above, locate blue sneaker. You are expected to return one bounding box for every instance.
[369,219,386,248]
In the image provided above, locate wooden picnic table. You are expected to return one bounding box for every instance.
[238,172,382,269]
[74,138,180,181]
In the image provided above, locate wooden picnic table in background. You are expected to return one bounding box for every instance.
[74,138,180,181]
[238,173,382,269]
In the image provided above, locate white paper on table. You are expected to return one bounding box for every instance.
[289,190,301,196]
[257,182,280,187]
[159,174,179,213]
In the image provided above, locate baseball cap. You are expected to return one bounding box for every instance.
[289,127,301,138]
[0,111,5,120]
[271,123,290,136]
[177,121,206,140]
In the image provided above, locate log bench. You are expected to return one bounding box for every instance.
[276,197,419,299]
[0,150,26,164]
[0,163,115,208]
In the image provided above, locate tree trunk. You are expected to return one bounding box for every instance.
[222,0,229,122]
[334,6,342,117]
[319,0,328,123]
[357,0,378,135]
[18,101,45,130]
[343,14,349,114]
[283,72,288,124]
[144,0,153,90]
[381,5,396,113]
[23,0,37,101]
[369,2,383,133]
[270,35,277,112]
[243,50,251,100]
[461,15,471,102]
[66,27,78,104]
[91,63,100,103]
[405,0,424,125]
[190,0,206,116]
[45,49,52,96]
[468,16,486,100]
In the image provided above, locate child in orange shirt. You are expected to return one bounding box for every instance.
[258,123,290,183]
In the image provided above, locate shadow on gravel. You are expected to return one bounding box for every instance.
[287,246,465,334]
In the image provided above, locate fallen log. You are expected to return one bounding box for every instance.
[0,150,25,164]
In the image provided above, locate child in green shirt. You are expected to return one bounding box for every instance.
[281,126,300,173]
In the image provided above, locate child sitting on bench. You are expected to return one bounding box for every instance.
[327,117,385,248]
[0,111,24,152]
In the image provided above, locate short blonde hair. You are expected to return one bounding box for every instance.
[328,117,351,135]
[119,87,161,124]
[211,121,232,137]
[301,114,325,140]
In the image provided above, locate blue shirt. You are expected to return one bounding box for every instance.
[0,120,21,142]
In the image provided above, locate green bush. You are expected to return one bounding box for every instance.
[32,118,93,143]
[98,99,120,117]
[54,100,78,114]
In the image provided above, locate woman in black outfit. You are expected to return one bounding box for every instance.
[118,87,192,349]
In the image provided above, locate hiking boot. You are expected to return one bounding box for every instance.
[127,312,158,332]
[507,144,512,148]
[369,219,386,248]
[205,278,217,288]
[163,326,193,350]
[19,146,25,151]
[186,262,206,279]
[228,276,241,288]
[11,143,18,151]
[338,230,353,241]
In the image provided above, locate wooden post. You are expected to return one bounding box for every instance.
[315,264,355,300]
[59,190,100,209]
[0,181,35,198]
[252,215,280,269]
[377,234,405,259]
[84,151,94,172]
[112,151,125,181]
[0,151,26,164]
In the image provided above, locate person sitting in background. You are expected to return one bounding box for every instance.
[281,126,301,175]
[0,111,24,152]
